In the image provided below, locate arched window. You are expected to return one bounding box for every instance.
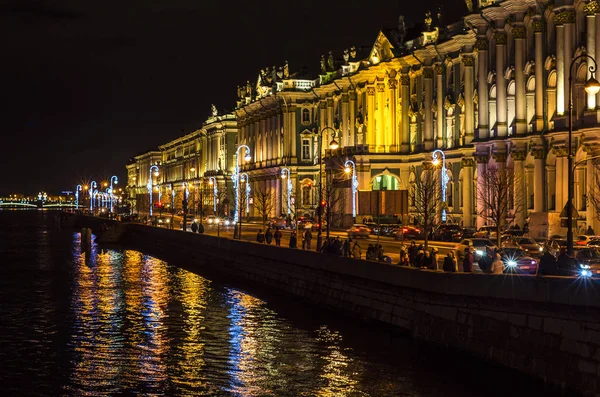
[372,174,400,190]
[302,108,310,124]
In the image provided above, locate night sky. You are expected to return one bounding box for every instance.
[1,0,467,196]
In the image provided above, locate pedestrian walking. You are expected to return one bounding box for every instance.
[304,229,313,251]
[198,222,204,234]
[343,238,351,258]
[443,251,457,272]
[408,241,417,266]
[538,247,558,275]
[587,225,595,235]
[463,247,473,272]
[265,228,273,245]
[274,228,282,246]
[352,241,362,259]
[256,229,265,244]
[431,247,439,271]
[491,250,504,274]
[289,231,297,248]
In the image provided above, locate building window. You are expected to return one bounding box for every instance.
[302,185,312,206]
[447,182,453,207]
[302,139,311,160]
[302,108,310,124]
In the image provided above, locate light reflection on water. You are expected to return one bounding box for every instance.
[0,211,559,397]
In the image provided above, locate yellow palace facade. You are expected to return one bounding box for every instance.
[127,0,600,238]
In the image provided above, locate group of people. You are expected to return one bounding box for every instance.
[398,241,442,270]
[537,246,579,276]
[255,227,284,246]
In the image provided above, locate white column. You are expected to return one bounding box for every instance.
[475,154,489,229]
[534,20,545,132]
[377,81,385,150]
[388,78,398,151]
[564,11,575,114]
[463,56,475,144]
[341,93,349,147]
[586,6,597,110]
[476,35,490,140]
[461,158,474,227]
[556,22,565,115]
[423,66,434,150]
[534,150,545,212]
[435,64,444,147]
[367,86,376,148]
[290,106,297,159]
[349,91,356,146]
[495,31,508,137]
[513,151,526,228]
[514,26,527,135]
[401,73,410,153]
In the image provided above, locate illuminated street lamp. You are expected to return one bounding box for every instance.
[233,144,251,224]
[109,175,118,213]
[281,167,292,216]
[316,126,339,243]
[75,184,82,211]
[344,160,358,222]
[567,54,600,256]
[432,149,448,222]
[240,173,251,214]
[148,165,159,216]
[208,176,218,213]
[89,181,97,212]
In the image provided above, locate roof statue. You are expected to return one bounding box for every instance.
[398,16,406,43]
[237,85,244,99]
[327,51,335,72]
[343,49,349,64]
[283,60,289,78]
[246,80,252,97]
[320,54,327,74]
[424,11,433,31]
[350,46,357,60]
[211,104,218,117]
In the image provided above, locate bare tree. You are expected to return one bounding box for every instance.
[477,165,518,247]
[587,160,600,223]
[410,165,443,250]
[253,183,275,228]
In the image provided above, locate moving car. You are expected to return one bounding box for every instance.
[515,237,544,257]
[347,224,371,238]
[268,217,288,230]
[574,247,600,277]
[432,224,463,241]
[473,226,499,239]
[206,215,217,225]
[500,247,539,275]
[394,225,423,240]
[459,238,497,261]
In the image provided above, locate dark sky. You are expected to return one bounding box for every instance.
[1,0,467,196]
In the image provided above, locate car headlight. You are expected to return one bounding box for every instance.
[531,260,536,265]
[476,250,483,256]
[166,219,170,223]
[581,268,592,277]
[507,260,518,267]
[225,220,230,225]
[539,247,543,252]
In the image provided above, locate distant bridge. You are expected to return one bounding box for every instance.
[0,202,78,208]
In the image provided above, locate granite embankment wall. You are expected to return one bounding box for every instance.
[76,217,600,396]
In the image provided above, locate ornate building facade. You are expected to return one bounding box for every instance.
[127,0,600,238]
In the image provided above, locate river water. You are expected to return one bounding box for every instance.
[0,210,560,396]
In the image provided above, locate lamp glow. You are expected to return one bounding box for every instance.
[281,167,292,215]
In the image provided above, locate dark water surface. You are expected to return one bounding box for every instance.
[0,211,561,396]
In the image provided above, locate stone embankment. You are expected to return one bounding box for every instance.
[75,216,600,396]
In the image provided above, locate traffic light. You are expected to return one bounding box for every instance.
[157,201,163,208]
[320,199,327,207]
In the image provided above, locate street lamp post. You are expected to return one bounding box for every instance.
[233,144,252,239]
[208,176,218,214]
[432,149,448,222]
[109,175,118,214]
[281,167,292,216]
[567,54,600,256]
[89,181,97,212]
[75,184,82,211]
[316,126,339,246]
[148,165,159,217]
[344,160,359,222]
[240,173,251,214]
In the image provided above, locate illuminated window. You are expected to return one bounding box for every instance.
[302,139,311,160]
[302,108,310,124]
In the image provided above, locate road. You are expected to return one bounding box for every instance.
[153,217,479,271]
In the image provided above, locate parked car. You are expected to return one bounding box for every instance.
[545,237,567,256]
[394,225,424,240]
[515,237,544,257]
[473,226,499,239]
[588,238,600,248]
[155,216,171,227]
[459,238,497,261]
[432,224,463,241]
[500,247,539,275]
[576,235,593,246]
[347,224,371,238]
